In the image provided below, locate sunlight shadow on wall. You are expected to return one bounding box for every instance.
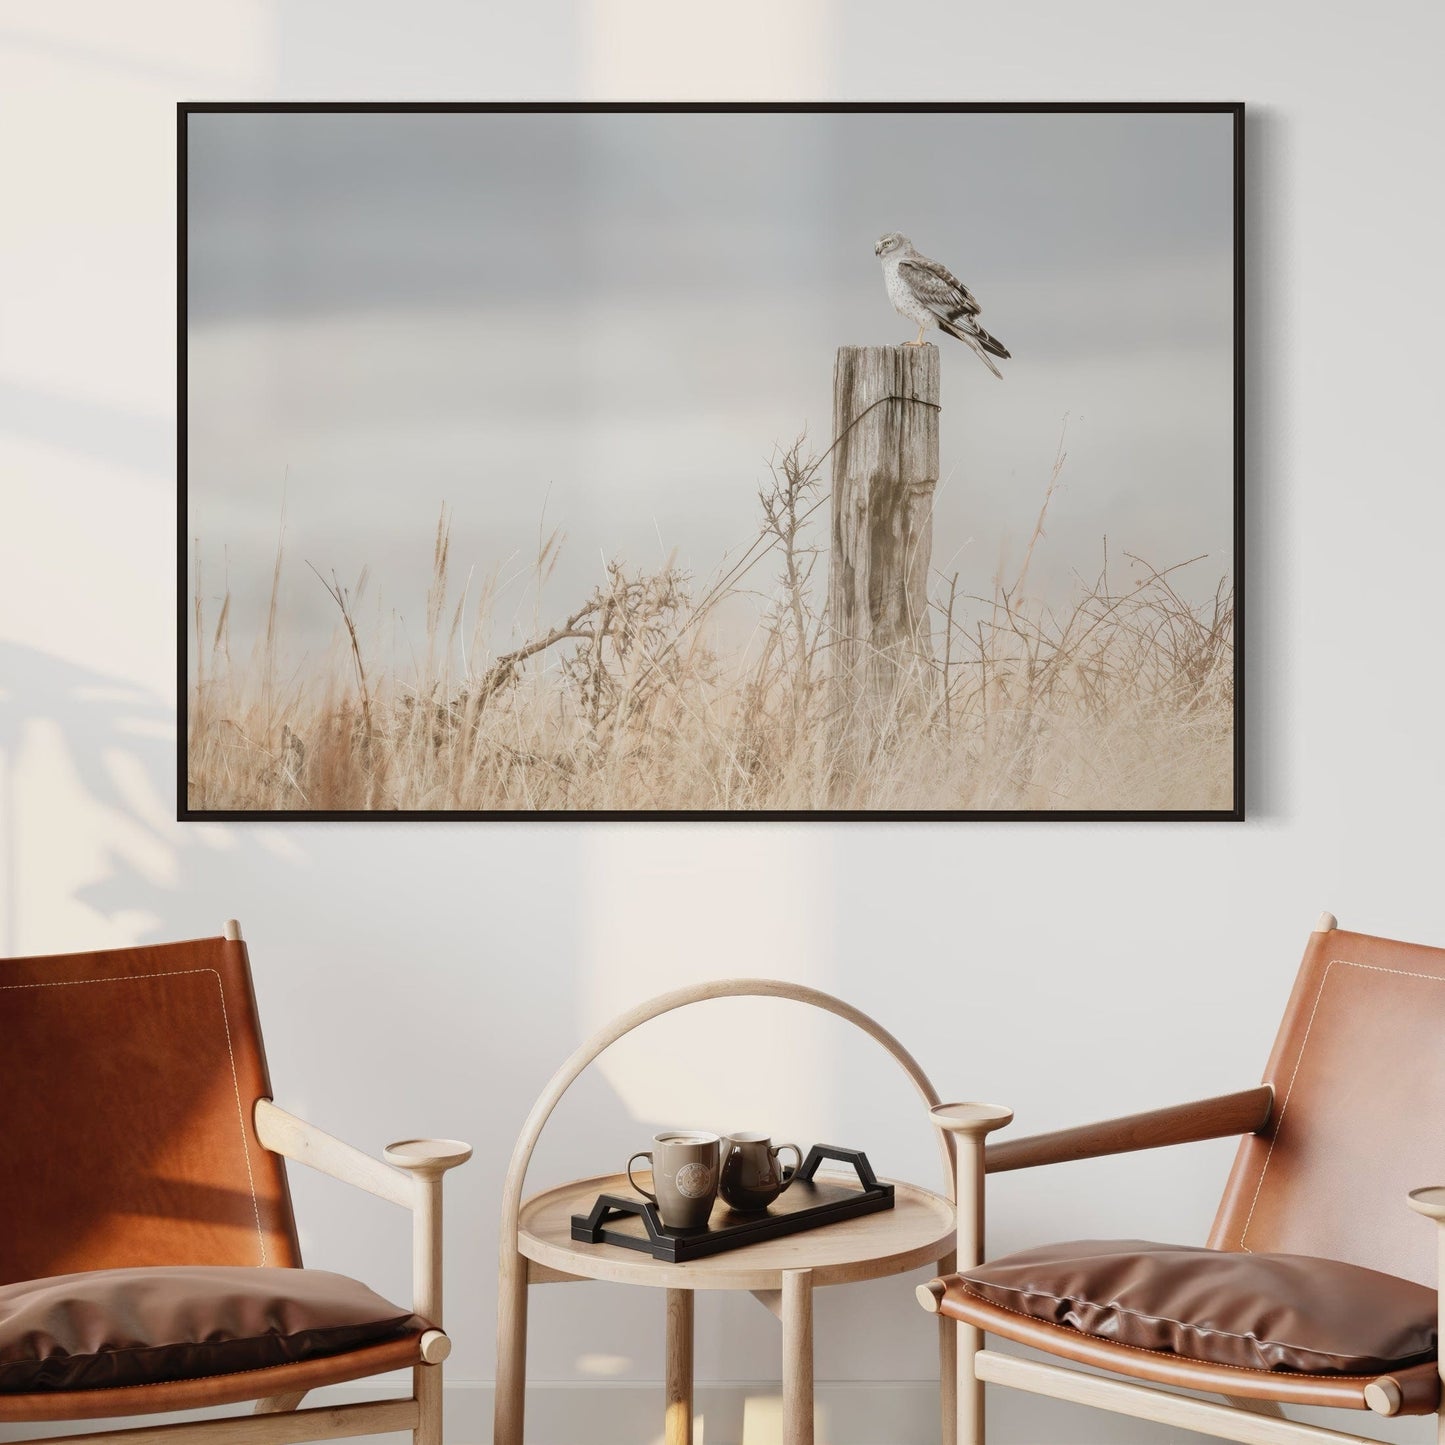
[0,641,306,955]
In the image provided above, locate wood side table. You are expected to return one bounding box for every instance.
[494,980,961,1445]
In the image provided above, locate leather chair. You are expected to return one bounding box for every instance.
[0,923,470,1445]
[917,914,1445,1445]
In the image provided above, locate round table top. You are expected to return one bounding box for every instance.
[517,1172,956,1290]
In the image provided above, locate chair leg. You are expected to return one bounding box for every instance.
[937,1251,957,1445]
[253,1392,307,1414]
[415,1361,442,1445]
[958,1320,985,1445]
[930,1104,1012,1445]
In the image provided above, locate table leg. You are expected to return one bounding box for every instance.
[494,1250,529,1445]
[937,1250,957,1445]
[666,1289,694,1445]
[782,1268,814,1445]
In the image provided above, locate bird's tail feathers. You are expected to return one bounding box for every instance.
[939,317,1006,379]
[972,324,1011,360]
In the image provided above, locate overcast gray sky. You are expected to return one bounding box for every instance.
[186,109,1235,664]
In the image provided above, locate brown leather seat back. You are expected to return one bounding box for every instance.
[0,935,300,1284]
[1211,926,1445,1287]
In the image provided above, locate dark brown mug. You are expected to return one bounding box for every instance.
[719,1133,803,1212]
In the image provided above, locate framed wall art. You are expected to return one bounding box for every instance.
[180,102,1243,820]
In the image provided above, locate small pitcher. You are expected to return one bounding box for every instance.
[719,1133,803,1213]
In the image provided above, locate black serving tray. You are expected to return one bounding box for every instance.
[570,1145,894,1263]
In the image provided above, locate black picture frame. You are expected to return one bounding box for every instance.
[178,101,1244,823]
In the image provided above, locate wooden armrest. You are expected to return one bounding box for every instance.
[1408,1186,1445,1222]
[386,1142,471,1328]
[256,1101,472,1330]
[254,1099,413,1209]
[385,1138,473,1176]
[931,1101,1015,1135]
[984,1085,1273,1175]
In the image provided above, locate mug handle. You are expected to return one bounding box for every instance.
[627,1151,657,1203]
[773,1143,803,1194]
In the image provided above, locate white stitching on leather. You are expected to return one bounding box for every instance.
[0,967,268,1265]
[1237,963,1334,1249]
[956,1273,1427,1366]
[1333,960,1445,982]
[1239,958,1445,1251]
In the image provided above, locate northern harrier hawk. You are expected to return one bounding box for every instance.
[875,232,1010,379]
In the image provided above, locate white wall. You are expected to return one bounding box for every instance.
[3,3,1444,1442]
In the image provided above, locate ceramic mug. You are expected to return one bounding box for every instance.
[627,1130,720,1230]
[719,1133,803,1212]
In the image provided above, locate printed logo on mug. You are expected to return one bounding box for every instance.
[673,1161,715,1199]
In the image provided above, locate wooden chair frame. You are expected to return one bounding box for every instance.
[917,912,1445,1445]
[4,921,470,1445]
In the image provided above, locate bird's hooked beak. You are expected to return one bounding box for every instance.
[874,239,884,256]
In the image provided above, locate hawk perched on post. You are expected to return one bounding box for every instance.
[875,232,1010,378]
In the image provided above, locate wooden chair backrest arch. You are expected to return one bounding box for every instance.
[498,978,955,1247]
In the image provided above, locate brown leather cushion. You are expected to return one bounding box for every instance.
[0,1267,428,1393]
[960,1240,1437,1374]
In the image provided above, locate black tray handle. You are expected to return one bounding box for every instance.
[796,1144,881,1192]
[576,1193,666,1244]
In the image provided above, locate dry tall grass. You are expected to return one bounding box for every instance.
[187,434,1234,813]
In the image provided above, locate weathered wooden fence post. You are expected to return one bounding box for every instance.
[827,344,941,740]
